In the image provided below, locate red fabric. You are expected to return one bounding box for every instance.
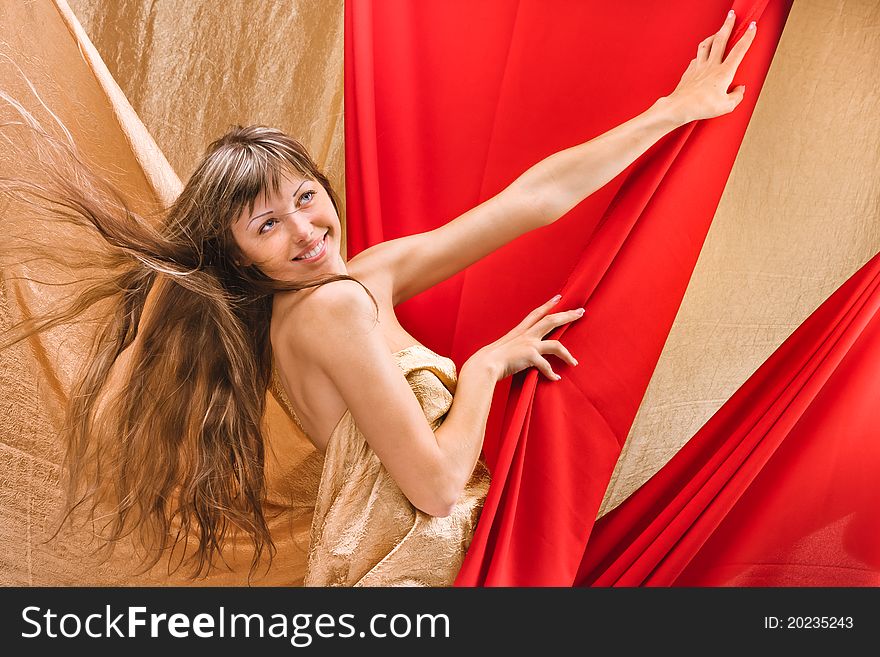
[577,251,880,586]
[345,0,795,585]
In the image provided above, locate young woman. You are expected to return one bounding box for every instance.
[1,12,755,585]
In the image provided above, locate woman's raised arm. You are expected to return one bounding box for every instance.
[356,12,757,307]
[513,12,756,224]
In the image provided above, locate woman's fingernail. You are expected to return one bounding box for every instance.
[749,21,756,29]
[551,294,562,303]
[575,308,585,316]
[728,9,735,18]
[572,358,579,366]
[554,373,562,381]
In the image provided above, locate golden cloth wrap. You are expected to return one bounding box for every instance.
[272,345,490,586]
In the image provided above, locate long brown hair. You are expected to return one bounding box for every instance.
[1,109,376,577]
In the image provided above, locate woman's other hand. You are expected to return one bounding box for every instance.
[468,295,582,383]
[665,11,757,124]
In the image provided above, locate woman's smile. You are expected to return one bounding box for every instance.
[292,230,329,263]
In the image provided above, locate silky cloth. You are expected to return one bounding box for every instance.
[67,0,347,222]
[0,0,333,585]
[345,0,794,585]
[601,0,880,515]
[577,249,880,586]
[272,345,490,586]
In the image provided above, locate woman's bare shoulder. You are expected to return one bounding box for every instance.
[272,279,378,355]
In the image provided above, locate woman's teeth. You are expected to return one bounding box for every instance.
[294,234,326,260]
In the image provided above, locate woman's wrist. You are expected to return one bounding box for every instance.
[651,94,692,130]
[461,350,501,385]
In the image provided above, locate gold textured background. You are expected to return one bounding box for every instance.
[1,0,342,585]
[68,0,347,221]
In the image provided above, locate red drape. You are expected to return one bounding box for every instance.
[577,250,880,586]
[345,0,796,585]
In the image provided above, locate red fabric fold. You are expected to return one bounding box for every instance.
[345,0,794,585]
[577,251,880,586]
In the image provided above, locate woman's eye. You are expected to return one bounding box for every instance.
[259,218,277,234]
[299,190,316,205]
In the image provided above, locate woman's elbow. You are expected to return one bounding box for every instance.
[400,452,463,517]
[416,499,456,518]
[411,482,461,518]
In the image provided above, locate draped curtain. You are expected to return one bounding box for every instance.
[345,0,879,586]
[578,248,880,585]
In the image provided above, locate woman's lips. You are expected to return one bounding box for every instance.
[293,232,328,262]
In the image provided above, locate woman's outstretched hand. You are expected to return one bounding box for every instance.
[665,11,758,124]
[468,295,582,383]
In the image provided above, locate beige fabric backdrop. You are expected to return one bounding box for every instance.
[1,0,878,585]
[68,0,347,243]
[0,0,342,585]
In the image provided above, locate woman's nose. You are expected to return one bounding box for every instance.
[288,215,315,244]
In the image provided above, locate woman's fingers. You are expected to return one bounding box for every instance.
[708,10,737,63]
[539,339,578,367]
[533,356,560,381]
[534,340,579,381]
[509,294,561,334]
[726,84,747,111]
[533,307,584,337]
[722,21,758,74]
[697,36,714,63]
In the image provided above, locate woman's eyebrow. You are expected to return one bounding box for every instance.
[247,180,309,225]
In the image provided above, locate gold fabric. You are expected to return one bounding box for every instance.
[272,345,490,587]
[0,0,339,585]
[1,0,181,586]
[67,0,348,253]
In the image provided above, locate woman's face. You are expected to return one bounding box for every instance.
[231,169,345,282]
